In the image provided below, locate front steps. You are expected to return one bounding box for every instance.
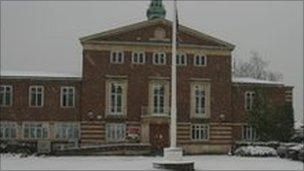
[80,121,105,146]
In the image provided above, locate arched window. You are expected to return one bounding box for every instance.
[176,53,187,66]
[153,52,166,65]
[194,54,207,66]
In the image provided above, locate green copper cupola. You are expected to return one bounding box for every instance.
[146,0,166,20]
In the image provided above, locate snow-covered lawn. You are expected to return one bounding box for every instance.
[1,154,303,170]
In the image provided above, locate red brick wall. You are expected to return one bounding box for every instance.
[231,84,290,123]
[231,83,292,141]
[0,78,81,121]
[80,49,232,123]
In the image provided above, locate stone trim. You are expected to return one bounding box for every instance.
[79,18,235,49]
[105,75,127,79]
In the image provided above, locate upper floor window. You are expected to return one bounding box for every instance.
[23,122,48,139]
[109,83,123,115]
[132,52,145,64]
[0,122,16,139]
[0,85,12,107]
[55,122,79,140]
[242,125,258,141]
[194,54,207,66]
[153,84,165,114]
[61,87,75,108]
[245,91,255,111]
[110,51,124,64]
[177,53,187,66]
[29,85,44,107]
[106,123,126,142]
[191,124,209,141]
[194,85,206,116]
[153,52,166,65]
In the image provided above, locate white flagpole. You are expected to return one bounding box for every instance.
[170,0,177,149]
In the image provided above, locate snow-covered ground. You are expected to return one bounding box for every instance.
[1,154,303,170]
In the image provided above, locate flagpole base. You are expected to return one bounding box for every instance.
[153,147,194,171]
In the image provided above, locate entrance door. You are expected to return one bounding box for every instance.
[149,124,169,151]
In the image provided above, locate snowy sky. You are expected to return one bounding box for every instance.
[1,1,303,127]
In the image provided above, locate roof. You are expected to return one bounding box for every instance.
[0,70,81,80]
[79,18,235,50]
[232,77,284,85]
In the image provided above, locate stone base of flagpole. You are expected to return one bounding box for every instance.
[153,147,194,171]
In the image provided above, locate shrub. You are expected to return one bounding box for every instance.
[234,146,277,157]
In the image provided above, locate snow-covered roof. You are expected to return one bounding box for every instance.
[232,77,283,85]
[0,70,81,79]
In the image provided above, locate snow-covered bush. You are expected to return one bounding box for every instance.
[234,141,280,149]
[234,146,277,157]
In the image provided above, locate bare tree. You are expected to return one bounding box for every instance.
[234,51,283,81]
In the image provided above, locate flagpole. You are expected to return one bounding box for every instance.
[170,0,177,149]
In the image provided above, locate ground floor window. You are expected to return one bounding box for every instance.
[106,123,126,142]
[55,122,79,140]
[0,122,16,139]
[191,124,209,141]
[242,125,258,141]
[23,122,48,139]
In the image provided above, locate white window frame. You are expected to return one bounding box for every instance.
[0,85,13,107]
[176,53,187,66]
[132,51,146,64]
[110,51,124,64]
[106,123,126,142]
[194,85,206,116]
[60,86,75,108]
[242,125,258,141]
[23,122,49,140]
[109,83,124,115]
[194,54,207,67]
[245,91,255,111]
[153,84,165,115]
[0,122,17,140]
[153,52,167,65]
[29,85,44,107]
[54,122,79,140]
[191,124,209,141]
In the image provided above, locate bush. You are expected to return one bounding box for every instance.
[0,141,36,155]
[234,146,277,157]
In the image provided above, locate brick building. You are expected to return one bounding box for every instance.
[0,0,293,154]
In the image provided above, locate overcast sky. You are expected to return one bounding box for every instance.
[1,1,303,127]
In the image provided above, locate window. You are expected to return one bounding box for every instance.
[29,86,44,107]
[55,122,79,140]
[110,51,124,64]
[132,52,145,64]
[177,53,187,66]
[0,122,16,139]
[194,85,206,116]
[245,91,255,111]
[191,124,209,141]
[106,123,126,142]
[194,54,207,66]
[153,84,165,114]
[242,125,258,141]
[61,87,75,107]
[153,52,166,65]
[0,85,12,107]
[23,122,48,139]
[109,83,123,115]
